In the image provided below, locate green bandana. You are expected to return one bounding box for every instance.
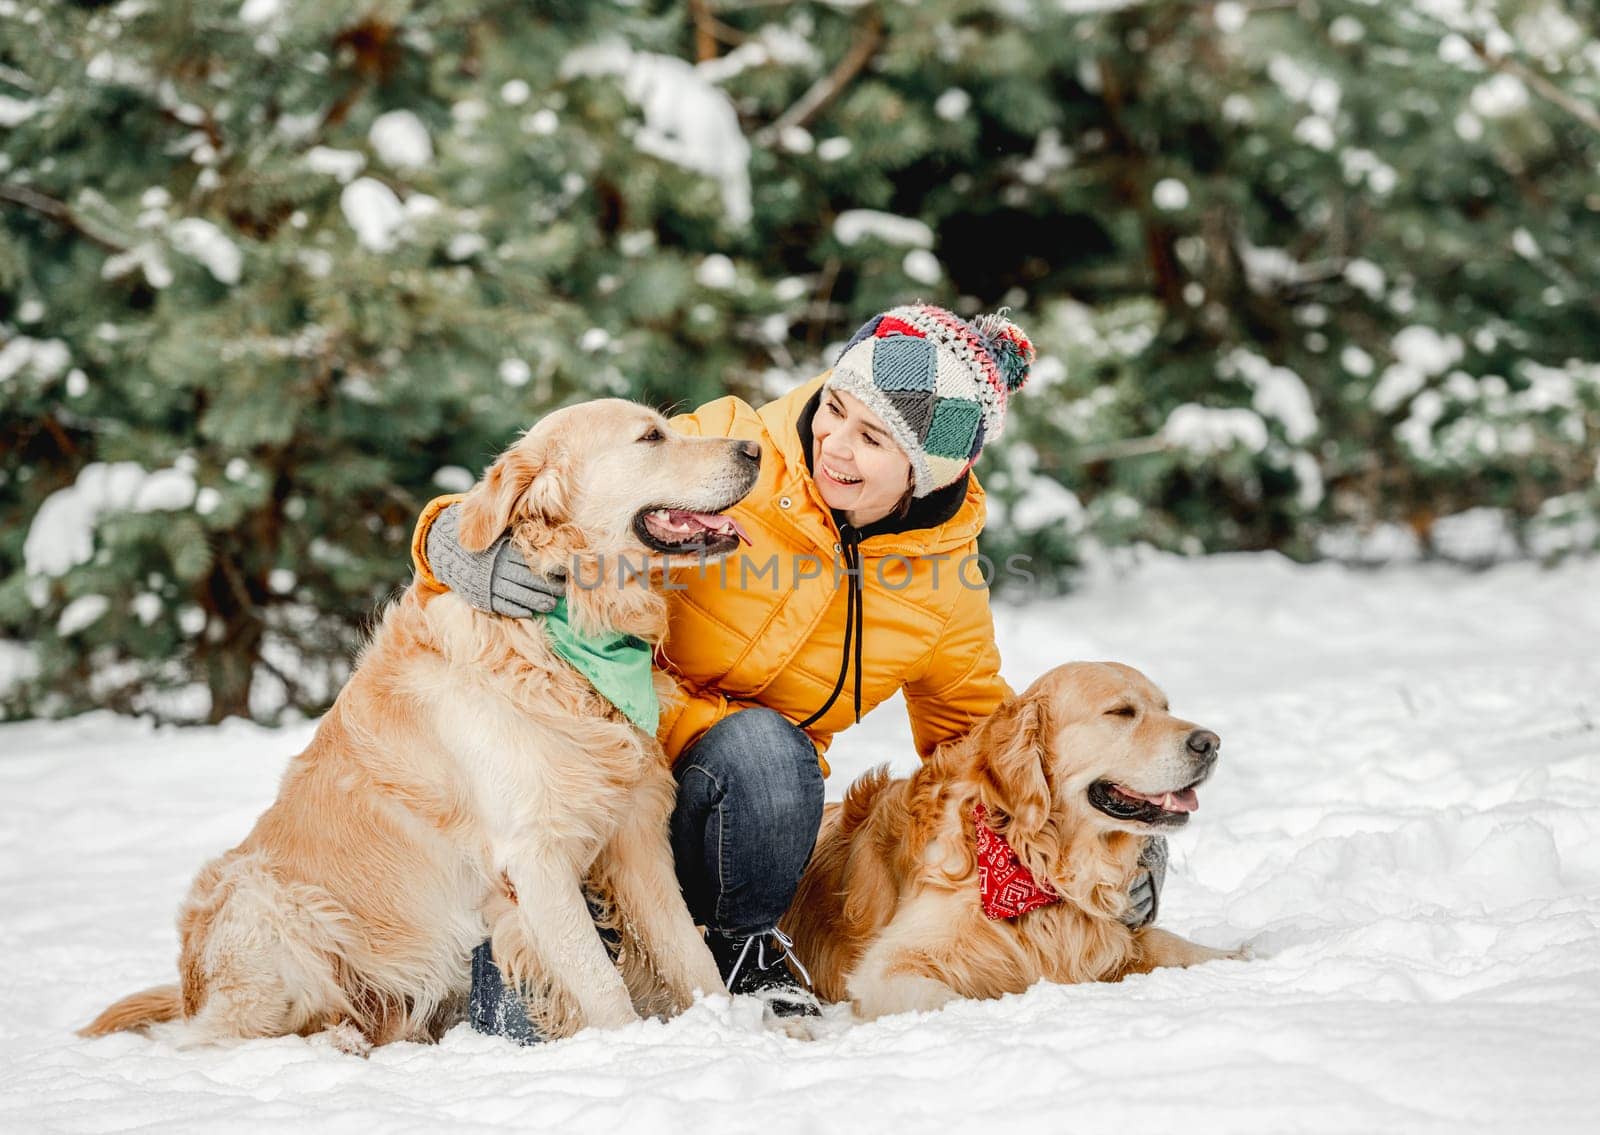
[540,598,659,734]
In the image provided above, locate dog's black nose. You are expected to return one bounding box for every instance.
[1186,730,1220,757]
[737,440,761,464]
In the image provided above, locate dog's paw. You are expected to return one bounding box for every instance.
[313,1021,373,1058]
[764,1011,823,1041]
[1226,941,1257,963]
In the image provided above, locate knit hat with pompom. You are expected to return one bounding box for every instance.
[824,304,1034,497]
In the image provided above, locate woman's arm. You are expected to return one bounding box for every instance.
[407,395,752,613]
[902,582,1014,762]
[411,493,565,616]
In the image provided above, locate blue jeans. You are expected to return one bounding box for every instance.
[669,707,826,936]
[469,707,825,1041]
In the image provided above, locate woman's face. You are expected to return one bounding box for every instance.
[811,387,914,527]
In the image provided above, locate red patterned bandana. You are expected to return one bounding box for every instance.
[973,803,1061,921]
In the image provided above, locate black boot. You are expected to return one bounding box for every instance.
[468,889,620,1044]
[707,928,821,1019]
[469,939,543,1045]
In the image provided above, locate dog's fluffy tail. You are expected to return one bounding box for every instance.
[79,984,182,1038]
[839,763,892,835]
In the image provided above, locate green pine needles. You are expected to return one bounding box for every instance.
[2,1,1597,723]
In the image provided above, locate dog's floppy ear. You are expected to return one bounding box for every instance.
[980,695,1052,838]
[457,438,571,553]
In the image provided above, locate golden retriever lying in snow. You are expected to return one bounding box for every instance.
[84,400,761,1049]
[783,662,1244,1019]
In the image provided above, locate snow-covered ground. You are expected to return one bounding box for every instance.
[2,552,1597,1133]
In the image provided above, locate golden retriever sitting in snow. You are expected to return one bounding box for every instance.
[783,662,1245,1020]
[84,400,761,1050]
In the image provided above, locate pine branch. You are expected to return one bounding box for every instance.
[754,12,883,145]
[703,13,749,46]
[804,257,841,351]
[0,63,36,91]
[256,649,311,713]
[1095,59,1185,308]
[218,554,266,622]
[0,183,128,252]
[1066,434,1173,464]
[38,414,80,459]
[689,0,719,62]
[1392,6,1600,137]
[1470,39,1600,136]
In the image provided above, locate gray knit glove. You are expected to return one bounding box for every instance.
[1122,836,1168,929]
[424,502,564,618]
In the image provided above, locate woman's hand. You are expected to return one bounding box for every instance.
[1122,836,1168,929]
[424,502,565,617]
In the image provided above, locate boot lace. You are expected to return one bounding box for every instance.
[725,926,813,991]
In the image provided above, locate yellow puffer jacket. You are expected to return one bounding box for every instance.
[412,372,1013,775]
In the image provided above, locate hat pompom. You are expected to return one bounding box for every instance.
[970,311,1035,394]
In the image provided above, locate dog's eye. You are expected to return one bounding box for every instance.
[637,427,665,443]
[1105,705,1136,718]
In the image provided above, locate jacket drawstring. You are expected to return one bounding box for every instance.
[798,525,864,729]
[850,530,863,723]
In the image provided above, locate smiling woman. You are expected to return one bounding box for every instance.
[810,388,915,527]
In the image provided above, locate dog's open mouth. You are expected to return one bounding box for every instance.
[633,507,753,556]
[1088,779,1204,827]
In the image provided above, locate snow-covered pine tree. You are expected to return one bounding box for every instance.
[1,2,640,721]
[3,1,1596,723]
[975,0,1600,567]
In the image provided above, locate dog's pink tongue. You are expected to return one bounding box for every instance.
[1160,788,1199,813]
[680,510,752,545]
[1125,786,1200,813]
